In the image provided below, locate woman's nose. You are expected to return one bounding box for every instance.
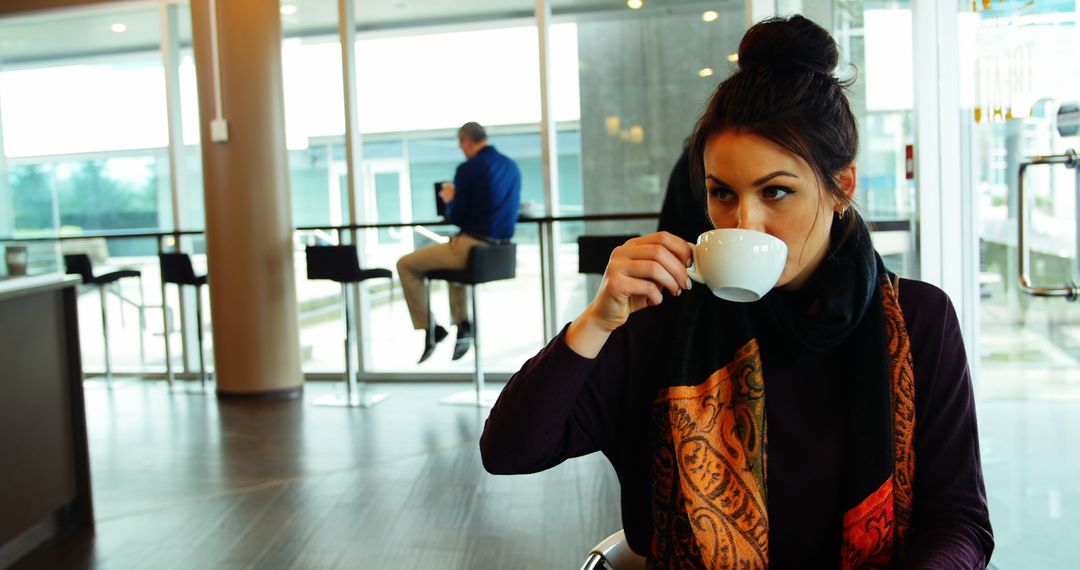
[736,201,766,232]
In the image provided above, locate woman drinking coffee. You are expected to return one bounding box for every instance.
[479,15,993,568]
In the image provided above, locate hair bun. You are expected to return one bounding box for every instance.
[737,15,838,76]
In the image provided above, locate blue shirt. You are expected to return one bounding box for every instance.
[446,145,521,240]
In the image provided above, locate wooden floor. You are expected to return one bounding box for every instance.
[13,382,621,569]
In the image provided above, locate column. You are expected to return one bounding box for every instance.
[189,0,303,397]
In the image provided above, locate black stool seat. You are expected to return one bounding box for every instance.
[160,253,207,286]
[65,254,143,285]
[425,243,517,284]
[306,245,392,283]
[577,234,639,275]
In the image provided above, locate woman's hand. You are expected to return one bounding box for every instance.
[566,232,693,358]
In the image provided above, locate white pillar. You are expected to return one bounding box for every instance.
[536,0,560,340]
[912,0,979,370]
[747,0,776,26]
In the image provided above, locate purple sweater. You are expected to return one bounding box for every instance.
[480,279,993,568]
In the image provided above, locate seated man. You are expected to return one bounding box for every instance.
[397,122,522,363]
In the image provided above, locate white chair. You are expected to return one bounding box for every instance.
[580,529,647,570]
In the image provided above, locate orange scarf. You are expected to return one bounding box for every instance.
[650,272,914,568]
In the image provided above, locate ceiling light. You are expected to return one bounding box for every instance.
[702,10,719,22]
[605,116,621,136]
[280,4,298,16]
[110,23,127,33]
[698,67,714,78]
[627,0,644,9]
[727,53,739,63]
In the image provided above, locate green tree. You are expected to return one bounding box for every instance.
[10,164,54,231]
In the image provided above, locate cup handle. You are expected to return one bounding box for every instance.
[686,242,705,284]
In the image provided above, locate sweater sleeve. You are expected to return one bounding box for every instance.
[446,162,471,226]
[479,323,630,475]
[899,284,995,568]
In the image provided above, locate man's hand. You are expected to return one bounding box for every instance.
[439,182,455,203]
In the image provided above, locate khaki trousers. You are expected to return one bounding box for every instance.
[396,234,482,330]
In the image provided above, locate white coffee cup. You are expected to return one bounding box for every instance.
[687,228,787,302]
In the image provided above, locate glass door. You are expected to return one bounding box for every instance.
[360,158,413,264]
[959,1,1080,567]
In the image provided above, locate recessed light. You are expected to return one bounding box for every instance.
[698,67,714,78]
[280,4,298,16]
[727,53,739,63]
[627,0,643,10]
[110,23,127,33]
[702,10,719,22]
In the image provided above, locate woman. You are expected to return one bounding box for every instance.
[480,15,993,569]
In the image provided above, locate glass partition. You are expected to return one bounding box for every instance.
[958,1,1080,566]
[0,3,201,376]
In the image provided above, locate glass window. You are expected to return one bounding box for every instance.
[959,1,1080,567]
[0,5,173,234]
[773,1,918,278]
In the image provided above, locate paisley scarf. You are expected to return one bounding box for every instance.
[650,215,915,568]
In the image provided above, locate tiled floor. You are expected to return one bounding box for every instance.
[15,382,622,569]
[978,289,1080,568]
[60,263,1080,568]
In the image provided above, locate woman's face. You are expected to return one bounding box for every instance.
[703,130,855,290]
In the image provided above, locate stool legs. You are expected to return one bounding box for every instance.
[137,275,146,368]
[439,284,499,407]
[471,284,484,398]
[161,277,174,389]
[99,285,114,385]
[195,284,208,392]
[343,284,357,401]
[162,282,211,394]
[313,281,387,408]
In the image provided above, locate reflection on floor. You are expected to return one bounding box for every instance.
[20,360,1080,567]
[977,396,1080,569]
[979,289,1080,569]
[14,382,621,569]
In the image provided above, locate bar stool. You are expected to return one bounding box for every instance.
[64,253,144,386]
[577,234,639,275]
[159,253,211,393]
[305,245,392,408]
[425,242,517,407]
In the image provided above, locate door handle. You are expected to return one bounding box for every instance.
[1017,148,1078,300]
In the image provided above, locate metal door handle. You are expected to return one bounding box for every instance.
[1017,148,1078,300]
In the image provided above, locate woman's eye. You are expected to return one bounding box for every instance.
[762,186,794,201]
[709,187,735,201]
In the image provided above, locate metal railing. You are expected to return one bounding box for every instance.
[6,213,913,381]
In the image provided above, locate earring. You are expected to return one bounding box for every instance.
[838,209,846,220]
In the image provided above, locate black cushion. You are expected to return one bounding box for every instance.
[160,253,206,286]
[64,253,141,285]
[306,245,392,284]
[426,243,516,285]
[577,234,639,274]
[94,269,143,285]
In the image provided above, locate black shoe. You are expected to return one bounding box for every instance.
[452,320,472,361]
[418,325,448,364]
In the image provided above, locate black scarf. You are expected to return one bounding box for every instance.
[650,215,915,568]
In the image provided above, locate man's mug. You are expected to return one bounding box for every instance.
[687,228,787,302]
[4,245,28,277]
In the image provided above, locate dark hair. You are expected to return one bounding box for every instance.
[689,15,860,236]
[458,122,488,143]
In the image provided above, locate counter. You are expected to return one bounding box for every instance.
[0,273,93,566]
